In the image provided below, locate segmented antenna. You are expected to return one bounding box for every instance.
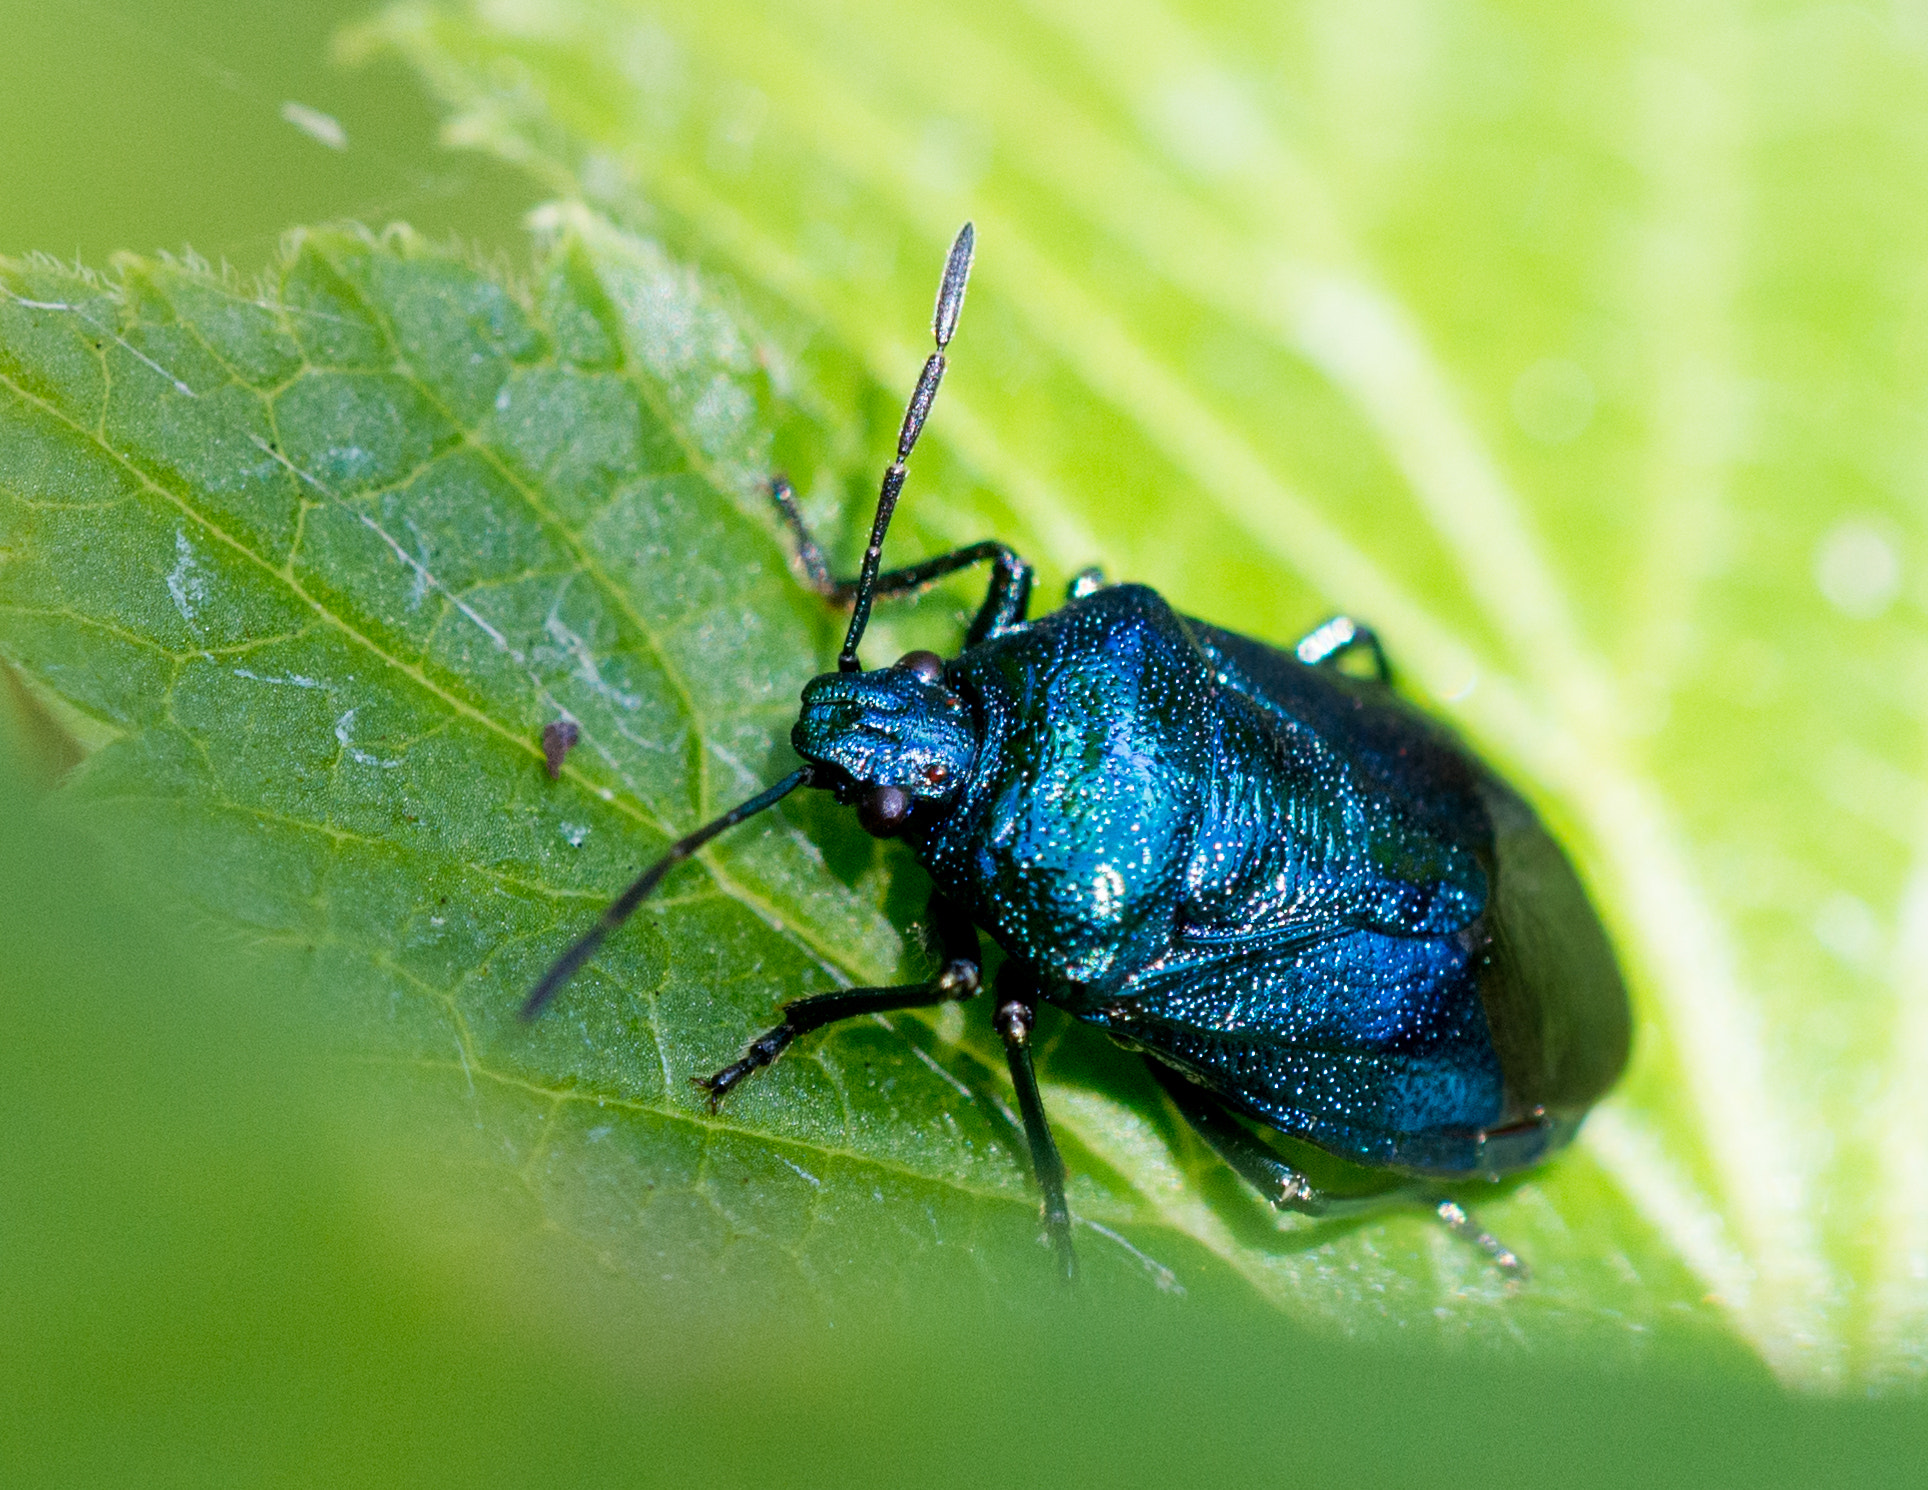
[521,227,977,1021]
[520,767,813,1021]
[837,222,976,673]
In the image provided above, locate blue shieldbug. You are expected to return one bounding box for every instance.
[523,225,1632,1280]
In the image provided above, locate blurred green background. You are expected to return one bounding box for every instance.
[7,0,1928,1481]
[3,727,1923,1482]
[0,0,533,264]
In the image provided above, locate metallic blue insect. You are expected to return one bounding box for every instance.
[523,225,1632,1280]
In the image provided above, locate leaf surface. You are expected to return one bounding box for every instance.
[7,0,1928,1386]
[345,0,1928,1387]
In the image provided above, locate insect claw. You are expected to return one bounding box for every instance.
[1278,1175,1320,1212]
[691,1065,749,1113]
[1044,1221,1079,1284]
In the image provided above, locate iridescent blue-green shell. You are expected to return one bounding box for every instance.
[910,585,1630,1181]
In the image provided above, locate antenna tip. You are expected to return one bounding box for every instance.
[933,222,976,348]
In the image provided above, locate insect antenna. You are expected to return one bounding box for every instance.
[836,221,976,673]
[520,767,814,1021]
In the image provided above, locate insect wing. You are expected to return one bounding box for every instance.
[1177,615,1631,1160]
[1473,781,1632,1123]
[1104,921,1510,1176]
[1185,617,1491,854]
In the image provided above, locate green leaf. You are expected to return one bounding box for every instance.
[337,0,1928,1388]
[0,213,1718,1356]
[14,700,1928,1486]
[4,0,1924,1391]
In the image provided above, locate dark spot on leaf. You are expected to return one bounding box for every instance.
[542,717,580,779]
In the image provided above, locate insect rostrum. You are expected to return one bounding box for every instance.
[523,224,1633,1282]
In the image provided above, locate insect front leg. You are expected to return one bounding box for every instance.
[693,892,981,1111]
[992,963,1076,1282]
[767,475,1034,642]
[769,473,838,595]
[1293,614,1394,685]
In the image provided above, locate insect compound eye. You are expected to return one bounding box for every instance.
[893,649,945,685]
[857,784,912,837]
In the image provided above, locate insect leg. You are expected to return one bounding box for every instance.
[692,894,981,1111]
[826,538,1030,637]
[1293,615,1394,685]
[1065,566,1106,600]
[1427,1197,1526,1277]
[963,547,1033,643]
[1147,1061,1342,1216]
[767,477,1034,642]
[769,474,836,595]
[992,964,1076,1282]
[1149,1064,1527,1276]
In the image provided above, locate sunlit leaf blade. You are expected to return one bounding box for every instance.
[6,0,1926,1387]
[0,204,1756,1363]
[0,224,1095,1311]
[333,0,1928,1385]
[16,712,1928,1481]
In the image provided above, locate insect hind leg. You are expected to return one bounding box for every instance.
[1428,1197,1526,1276]
[1147,1061,1525,1278]
[1293,615,1394,685]
[1148,1061,1341,1215]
